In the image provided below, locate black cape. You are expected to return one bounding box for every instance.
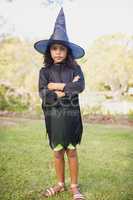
[38,62,85,150]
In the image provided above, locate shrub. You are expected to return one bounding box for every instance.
[128,109,133,120]
[0,81,30,112]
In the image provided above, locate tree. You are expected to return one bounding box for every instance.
[41,0,75,6]
[86,33,133,97]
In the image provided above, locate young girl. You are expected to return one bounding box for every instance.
[34,8,85,200]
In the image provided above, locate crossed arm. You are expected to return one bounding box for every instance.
[47,75,80,97]
[39,65,85,105]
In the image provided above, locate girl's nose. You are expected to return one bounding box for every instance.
[56,48,61,54]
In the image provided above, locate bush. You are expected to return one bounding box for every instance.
[128,109,133,120]
[0,81,31,112]
[81,104,103,116]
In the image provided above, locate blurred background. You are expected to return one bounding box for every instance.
[0,2,133,200]
[0,0,133,123]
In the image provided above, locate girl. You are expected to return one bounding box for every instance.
[34,8,85,200]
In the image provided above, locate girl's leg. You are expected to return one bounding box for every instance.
[41,148,66,197]
[53,148,66,183]
[66,148,78,185]
[66,148,85,199]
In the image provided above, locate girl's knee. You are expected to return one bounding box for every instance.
[66,149,77,158]
[54,149,65,159]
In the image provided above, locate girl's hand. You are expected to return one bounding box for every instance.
[72,75,80,82]
[48,83,66,91]
[54,90,65,97]
[47,75,80,91]
[47,83,57,90]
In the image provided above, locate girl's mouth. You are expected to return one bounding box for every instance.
[55,57,62,59]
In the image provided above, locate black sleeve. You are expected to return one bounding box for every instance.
[39,67,58,105]
[63,65,85,95]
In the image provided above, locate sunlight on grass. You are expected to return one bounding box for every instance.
[0,118,133,200]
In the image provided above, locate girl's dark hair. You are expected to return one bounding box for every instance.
[43,43,78,68]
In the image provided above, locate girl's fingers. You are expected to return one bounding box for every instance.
[47,83,53,90]
[48,83,65,91]
[55,91,65,97]
[48,83,57,90]
[72,75,80,82]
[48,75,80,90]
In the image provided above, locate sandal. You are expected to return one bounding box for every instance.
[70,184,85,200]
[41,182,66,198]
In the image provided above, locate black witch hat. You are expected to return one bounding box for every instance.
[34,8,85,59]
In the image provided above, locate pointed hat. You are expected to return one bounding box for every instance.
[34,8,85,59]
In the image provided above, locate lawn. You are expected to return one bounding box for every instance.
[0,117,133,200]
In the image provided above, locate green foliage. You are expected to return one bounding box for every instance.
[0,34,133,116]
[41,0,76,6]
[0,82,30,112]
[128,109,133,120]
[81,105,103,116]
[0,36,42,113]
[86,33,133,92]
[98,82,111,91]
[122,94,133,102]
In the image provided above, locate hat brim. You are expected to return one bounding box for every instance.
[34,39,85,59]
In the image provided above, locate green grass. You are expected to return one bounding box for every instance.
[0,117,133,200]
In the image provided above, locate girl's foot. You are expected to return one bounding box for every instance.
[41,182,66,197]
[70,184,85,200]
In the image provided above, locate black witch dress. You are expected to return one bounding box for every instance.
[38,62,85,150]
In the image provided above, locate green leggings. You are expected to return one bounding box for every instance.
[54,144,75,151]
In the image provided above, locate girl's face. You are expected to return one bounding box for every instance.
[50,43,68,64]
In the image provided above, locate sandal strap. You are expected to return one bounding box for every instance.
[43,183,65,197]
[58,182,65,187]
[73,193,85,199]
[70,184,85,200]
[46,188,55,196]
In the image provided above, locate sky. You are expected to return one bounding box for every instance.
[0,0,133,50]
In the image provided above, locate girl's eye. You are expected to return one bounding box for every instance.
[52,47,57,50]
[60,47,66,51]
[51,46,66,51]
